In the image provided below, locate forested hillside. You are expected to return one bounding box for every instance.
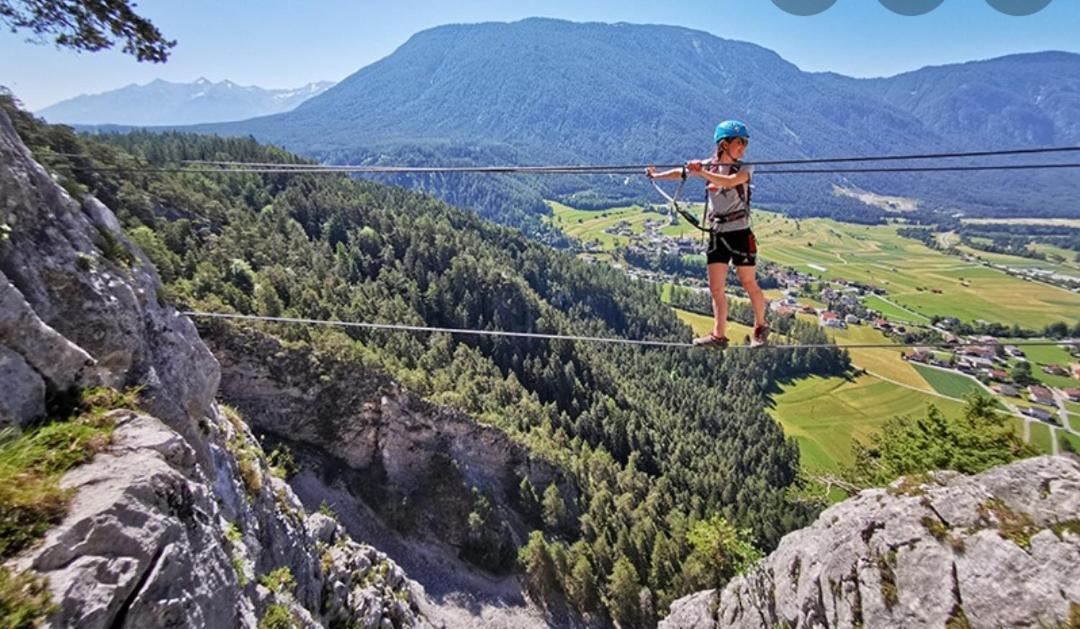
[4,96,852,623]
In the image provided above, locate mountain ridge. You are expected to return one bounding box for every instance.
[58,20,1080,236]
[37,77,335,126]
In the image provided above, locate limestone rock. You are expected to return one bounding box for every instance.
[0,343,45,427]
[11,412,247,628]
[660,456,1080,629]
[0,106,218,454]
[659,589,717,629]
[205,323,576,552]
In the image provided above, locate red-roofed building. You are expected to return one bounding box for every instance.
[819,311,846,329]
[1028,386,1055,406]
[1064,388,1080,403]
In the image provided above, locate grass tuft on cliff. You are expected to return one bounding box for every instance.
[0,387,140,628]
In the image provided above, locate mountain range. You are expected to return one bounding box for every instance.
[37,77,335,125]
[73,19,1080,229]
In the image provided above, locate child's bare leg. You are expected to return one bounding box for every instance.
[736,266,767,328]
[707,263,729,337]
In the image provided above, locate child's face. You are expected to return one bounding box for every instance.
[724,138,748,160]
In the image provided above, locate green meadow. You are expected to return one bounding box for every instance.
[911,364,987,400]
[767,374,969,473]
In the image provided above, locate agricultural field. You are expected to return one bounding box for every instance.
[960,218,1080,228]
[767,374,968,472]
[546,201,695,248]
[860,295,931,324]
[549,202,1080,328]
[750,211,1080,328]
[953,243,1080,279]
[911,364,986,400]
[825,323,929,389]
[1029,421,1054,453]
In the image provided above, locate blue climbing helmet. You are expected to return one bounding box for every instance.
[714,120,750,144]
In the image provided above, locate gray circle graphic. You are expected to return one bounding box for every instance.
[985,0,1053,16]
[879,0,946,16]
[771,0,839,16]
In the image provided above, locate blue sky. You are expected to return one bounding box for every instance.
[2,0,1078,110]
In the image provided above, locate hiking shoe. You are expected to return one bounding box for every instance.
[693,333,729,349]
[751,324,770,348]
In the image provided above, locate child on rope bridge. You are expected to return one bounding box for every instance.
[647,120,769,348]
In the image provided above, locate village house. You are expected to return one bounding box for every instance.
[962,346,997,360]
[1021,407,1054,422]
[1028,385,1055,406]
[986,369,1010,382]
[904,350,931,363]
[992,383,1019,397]
[1005,345,1025,358]
[1042,364,1069,377]
[1064,388,1080,403]
[819,311,846,329]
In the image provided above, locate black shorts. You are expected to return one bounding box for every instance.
[706,229,757,266]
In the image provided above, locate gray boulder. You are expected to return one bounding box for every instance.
[10,411,248,628]
[660,455,1080,629]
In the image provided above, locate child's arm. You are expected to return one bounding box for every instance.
[645,166,685,180]
[687,161,751,188]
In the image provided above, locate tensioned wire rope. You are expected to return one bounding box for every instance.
[178,145,1080,170]
[50,145,1080,175]
[45,145,1079,351]
[183,311,1080,353]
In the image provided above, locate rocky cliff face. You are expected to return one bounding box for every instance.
[0,106,431,627]
[200,321,578,627]
[203,324,574,547]
[660,456,1080,629]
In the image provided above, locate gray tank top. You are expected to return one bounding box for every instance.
[704,161,753,233]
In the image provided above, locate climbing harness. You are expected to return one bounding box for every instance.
[701,160,753,259]
[649,161,754,258]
